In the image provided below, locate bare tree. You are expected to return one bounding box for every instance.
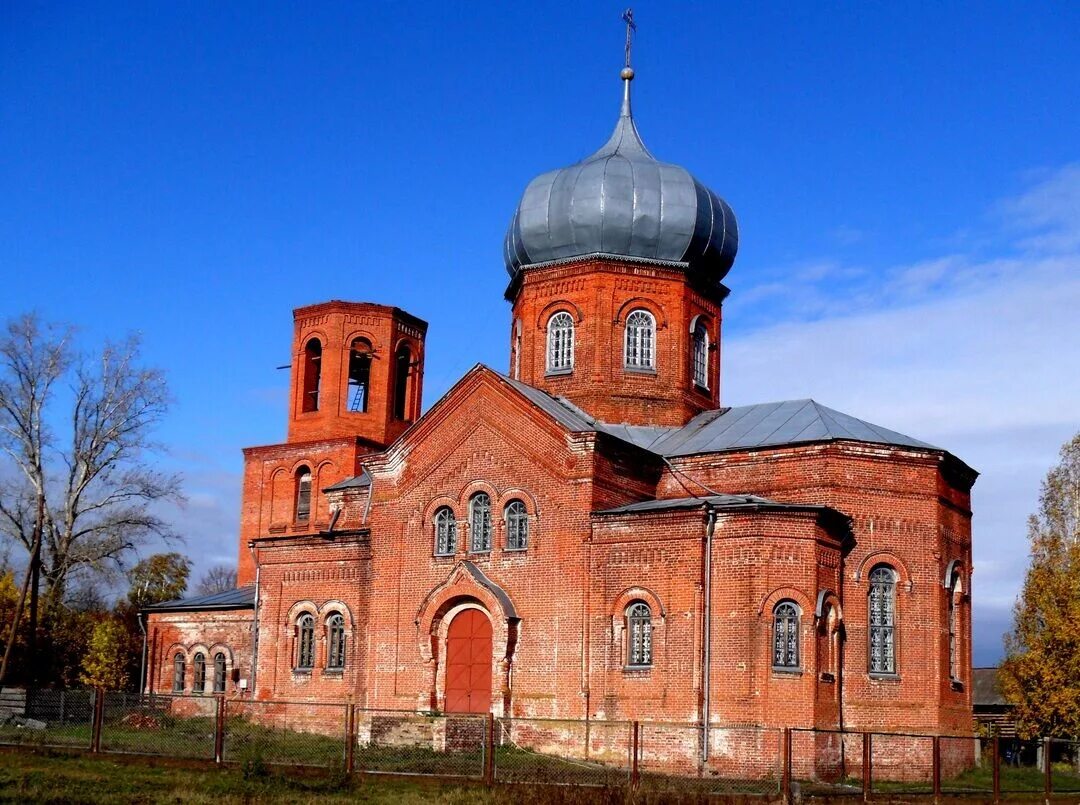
[0,314,183,678]
[195,564,238,596]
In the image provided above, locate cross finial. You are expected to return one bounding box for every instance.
[622,8,637,71]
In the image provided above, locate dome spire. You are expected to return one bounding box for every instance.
[620,8,637,118]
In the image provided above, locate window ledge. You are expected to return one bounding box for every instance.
[951,679,964,691]
[820,672,836,683]
[469,550,492,556]
[323,669,344,678]
[623,665,652,674]
[503,547,528,553]
[545,368,573,378]
[432,553,456,560]
[693,383,710,393]
[771,667,803,676]
[869,673,901,682]
[623,366,657,375]
[292,668,313,676]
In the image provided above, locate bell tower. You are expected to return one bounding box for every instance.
[287,300,427,447]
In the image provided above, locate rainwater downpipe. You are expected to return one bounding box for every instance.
[701,503,716,765]
[248,544,261,697]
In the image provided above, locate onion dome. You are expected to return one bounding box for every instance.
[504,69,738,285]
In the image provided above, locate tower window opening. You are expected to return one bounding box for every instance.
[295,467,312,522]
[692,320,709,389]
[624,310,655,370]
[546,312,574,373]
[948,568,963,683]
[302,338,322,412]
[393,344,412,421]
[348,339,373,413]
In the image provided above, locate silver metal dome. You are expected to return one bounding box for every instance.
[504,75,738,284]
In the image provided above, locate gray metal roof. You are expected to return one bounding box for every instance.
[596,494,790,515]
[973,667,1008,708]
[649,399,937,457]
[323,470,371,492]
[143,585,255,612]
[504,75,737,285]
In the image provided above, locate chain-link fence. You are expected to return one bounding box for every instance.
[1049,739,1080,793]
[100,692,217,759]
[223,699,347,769]
[493,717,631,787]
[0,688,94,749]
[869,732,934,795]
[355,709,485,778]
[637,722,781,797]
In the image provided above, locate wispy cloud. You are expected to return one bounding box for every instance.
[726,163,1080,665]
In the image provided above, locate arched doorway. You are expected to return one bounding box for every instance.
[445,608,492,713]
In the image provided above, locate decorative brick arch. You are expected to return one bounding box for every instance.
[614,297,668,330]
[535,300,585,329]
[611,587,666,670]
[757,586,814,617]
[415,561,519,715]
[343,329,382,354]
[855,551,914,591]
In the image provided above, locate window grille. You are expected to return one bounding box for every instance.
[772,602,800,668]
[295,468,312,522]
[692,321,709,388]
[297,614,315,670]
[172,653,185,692]
[470,493,492,552]
[624,310,656,369]
[626,602,653,667]
[327,614,346,670]
[505,500,528,550]
[348,339,372,413]
[546,312,574,372]
[434,507,457,556]
[192,652,206,693]
[948,570,961,682]
[869,566,897,674]
[213,652,226,693]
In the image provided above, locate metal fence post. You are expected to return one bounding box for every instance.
[631,721,640,789]
[90,688,104,753]
[862,732,872,802]
[214,696,225,763]
[991,731,1000,803]
[782,728,792,804]
[344,704,355,776]
[932,735,941,802]
[484,712,495,786]
[1044,737,1052,800]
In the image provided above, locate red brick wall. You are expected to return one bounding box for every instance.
[146,608,253,696]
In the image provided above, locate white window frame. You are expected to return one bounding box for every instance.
[624,309,656,370]
[546,312,574,373]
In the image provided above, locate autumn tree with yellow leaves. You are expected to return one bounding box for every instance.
[999,431,1080,739]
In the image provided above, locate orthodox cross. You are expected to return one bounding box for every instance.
[622,8,637,69]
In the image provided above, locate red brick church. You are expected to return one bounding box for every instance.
[145,66,976,742]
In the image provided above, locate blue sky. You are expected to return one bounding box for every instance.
[1,2,1077,664]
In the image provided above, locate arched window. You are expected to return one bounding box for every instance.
[869,566,898,675]
[948,568,962,683]
[512,319,522,380]
[624,310,656,370]
[295,467,312,522]
[172,652,185,693]
[469,493,492,553]
[213,652,227,693]
[393,344,412,421]
[626,602,653,667]
[192,652,206,693]
[348,338,373,413]
[296,614,315,670]
[505,500,528,550]
[772,602,800,669]
[302,338,322,412]
[434,507,457,556]
[692,320,709,389]
[327,613,346,670]
[546,312,574,372]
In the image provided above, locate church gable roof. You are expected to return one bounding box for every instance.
[647,399,937,457]
[143,585,255,613]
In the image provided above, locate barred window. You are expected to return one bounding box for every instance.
[546,312,574,372]
[469,493,492,552]
[296,614,315,670]
[869,566,898,675]
[213,652,227,693]
[626,602,653,667]
[948,569,962,682]
[625,310,656,369]
[692,320,709,388]
[295,467,312,522]
[327,614,346,670]
[434,507,457,556]
[505,500,528,550]
[772,602,800,669]
[193,652,206,693]
[172,653,185,692]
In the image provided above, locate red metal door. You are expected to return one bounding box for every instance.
[445,608,492,713]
